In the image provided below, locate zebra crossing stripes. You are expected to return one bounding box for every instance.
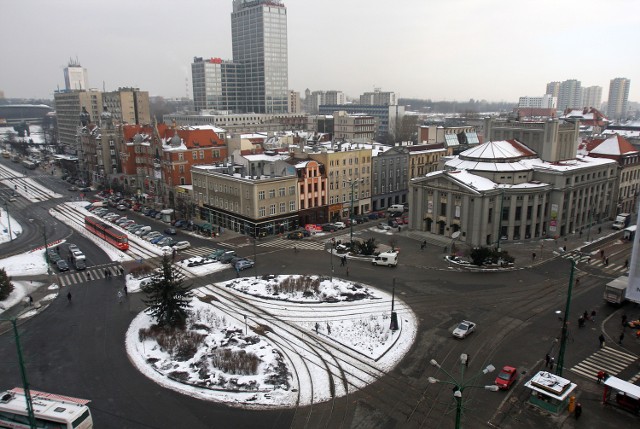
[570,346,637,381]
[561,251,628,272]
[57,264,123,287]
[257,237,326,251]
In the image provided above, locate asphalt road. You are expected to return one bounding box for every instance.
[1,163,639,428]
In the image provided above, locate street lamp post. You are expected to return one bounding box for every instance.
[555,259,576,377]
[1,199,13,241]
[429,356,499,429]
[1,315,37,428]
[344,178,364,245]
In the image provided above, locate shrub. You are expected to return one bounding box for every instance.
[211,349,260,375]
[0,268,14,300]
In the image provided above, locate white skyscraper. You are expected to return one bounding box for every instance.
[63,59,89,91]
[582,86,602,109]
[557,79,582,111]
[607,77,631,121]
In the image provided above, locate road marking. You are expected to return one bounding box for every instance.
[570,346,637,381]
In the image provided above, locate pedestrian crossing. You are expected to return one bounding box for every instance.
[561,250,628,273]
[570,346,637,381]
[257,237,326,251]
[57,263,124,287]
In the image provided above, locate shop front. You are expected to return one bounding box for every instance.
[524,371,577,414]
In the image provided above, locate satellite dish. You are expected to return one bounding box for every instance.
[452,231,460,239]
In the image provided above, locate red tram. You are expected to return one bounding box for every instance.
[84,216,129,251]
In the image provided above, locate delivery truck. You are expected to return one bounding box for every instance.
[612,213,632,230]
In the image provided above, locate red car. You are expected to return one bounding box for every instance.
[495,366,518,390]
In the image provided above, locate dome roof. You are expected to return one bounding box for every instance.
[459,139,536,162]
[170,133,181,147]
[133,133,143,143]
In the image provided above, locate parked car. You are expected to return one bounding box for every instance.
[321,223,336,232]
[218,251,237,264]
[172,241,191,250]
[116,204,128,211]
[47,249,61,263]
[68,244,80,253]
[74,259,87,271]
[174,219,187,228]
[56,259,70,272]
[368,212,380,220]
[154,212,163,220]
[135,226,152,236]
[115,217,129,225]
[132,204,142,212]
[146,210,158,217]
[150,235,166,244]
[207,249,227,260]
[452,320,476,339]
[164,227,177,235]
[79,187,92,192]
[156,237,176,247]
[495,366,518,390]
[120,220,136,228]
[144,232,163,241]
[333,221,346,229]
[377,223,391,230]
[187,257,214,267]
[287,231,304,240]
[235,259,255,271]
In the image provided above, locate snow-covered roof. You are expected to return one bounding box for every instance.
[179,124,226,133]
[461,139,536,161]
[243,153,291,162]
[590,134,638,156]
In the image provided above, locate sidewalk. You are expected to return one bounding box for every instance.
[0,273,59,334]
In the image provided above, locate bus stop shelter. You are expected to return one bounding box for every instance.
[524,371,577,414]
[603,376,640,414]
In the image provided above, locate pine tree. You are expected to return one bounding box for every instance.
[0,268,14,301]
[142,256,193,327]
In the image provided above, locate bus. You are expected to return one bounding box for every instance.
[0,388,93,428]
[21,160,36,170]
[84,216,129,251]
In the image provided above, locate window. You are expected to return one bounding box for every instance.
[179,165,184,173]
[259,207,266,216]
[192,151,197,160]
[289,201,295,211]
[258,191,265,200]
[270,204,276,215]
[279,187,285,196]
[269,189,276,198]
[280,202,286,213]
[200,150,204,159]
[289,185,295,195]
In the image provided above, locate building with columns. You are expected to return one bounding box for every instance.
[408,139,618,247]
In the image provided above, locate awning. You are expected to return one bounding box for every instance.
[201,223,213,231]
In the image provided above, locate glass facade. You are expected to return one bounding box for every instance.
[232,0,289,114]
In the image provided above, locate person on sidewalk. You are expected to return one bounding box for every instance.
[597,370,605,384]
[67,292,72,303]
[599,333,606,348]
[619,331,625,345]
[545,353,551,368]
[117,290,123,303]
[622,314,628,327]
[574,403,582,420]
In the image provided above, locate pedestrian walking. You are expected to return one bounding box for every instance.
[578,315,585,328]
[123,285,128,296]
[549,357,555,371]
[67,292,72,302]
[579,229,583,238]
[598,226,602,234]
[120,267,125,276]
[619,331,625,345]
[341,256,346,266]
[574,402,582,420]
[315,322,319,334]
[532,252,536,261]
[605,257,609,266]
[600,249,605,259]
[346,267,350,277]
[591,309,597,322]
[624,259,629,269]
[545,353,551,368]
[235,265,240,277]
[294,245,298,253]
[599,333,605,348]
[622,314,628,327]
[117,290,123,303]
[104,269,109,278]
[583,310,589,321]
[28,295,33,306]
[597,370,605,384]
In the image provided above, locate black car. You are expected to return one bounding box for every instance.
[164,227,177,235]
[56,259,70,272]
[322,223,336,232]
[287,231,303,240]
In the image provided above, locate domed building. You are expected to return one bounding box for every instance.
[408,139,618,247]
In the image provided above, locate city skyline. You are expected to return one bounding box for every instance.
[1,0,639,104]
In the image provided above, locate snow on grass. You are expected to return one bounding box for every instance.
[222,274,382,303]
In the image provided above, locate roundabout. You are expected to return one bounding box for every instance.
[125,275,417,408]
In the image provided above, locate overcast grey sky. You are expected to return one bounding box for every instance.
[2,0,639,102]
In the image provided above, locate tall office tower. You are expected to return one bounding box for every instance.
[64,59,89,90]
[191,57,240,112]
[325,90,345,105]
[557,79,582,111]
[231,0,288,114]
[607,77,631,121]
[582,86,602,109]
[546,82,560,99]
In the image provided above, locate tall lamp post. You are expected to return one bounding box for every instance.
[344,178,364,245]
[555,259,576,377]
[429,356,499,429]
[1,199,13,242]
[1,313,37,428]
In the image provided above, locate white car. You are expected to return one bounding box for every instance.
[333,221,346,229]
[452,320,476,339]
[172,241,191,250]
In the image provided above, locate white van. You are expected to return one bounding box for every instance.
[387,204,405,213]
[372,251,398,267]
